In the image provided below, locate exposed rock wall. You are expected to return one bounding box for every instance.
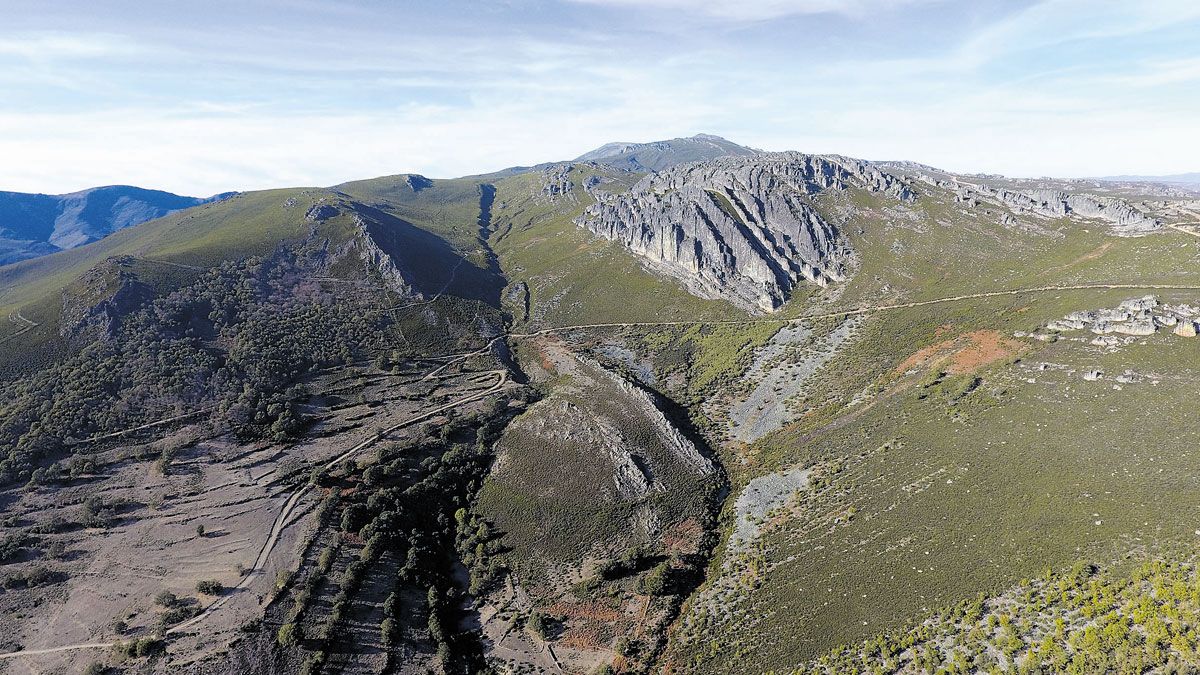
[949,182,1161,235]
[576,153,914,312]
[580,355,714,477]
[350,212,420,298]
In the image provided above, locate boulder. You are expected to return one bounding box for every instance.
[1112,319,1156,336]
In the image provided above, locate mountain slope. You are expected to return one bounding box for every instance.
[0,185,232,265]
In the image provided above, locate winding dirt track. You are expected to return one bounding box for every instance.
[506,282,1200,337]
[0,367,507,661]
[0,310,37,345]
[4,279,1200,660]
[1167,222,1200,239]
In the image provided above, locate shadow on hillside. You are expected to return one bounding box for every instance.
[351,204,504,308]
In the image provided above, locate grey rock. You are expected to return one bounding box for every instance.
[504,281,529,322]
[1113,319,1156,336]
[305,203,338,222]
[405,174,433,192]
[350,213,419,297]
[540,164,576,200]
[577,153,916,312]
[956,182,1161,235]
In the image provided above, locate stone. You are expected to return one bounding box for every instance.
[1112,319,1156,336]
[305,203,338,221]
[1176,320,1198,337]
[1119,295,1158,312]
[961,184,1161,236]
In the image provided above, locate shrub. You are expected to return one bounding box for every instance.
[277,621,299,646]
[195,579,222,595]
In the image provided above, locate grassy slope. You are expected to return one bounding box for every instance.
[487,167,750,328]
[675,246,1200,673]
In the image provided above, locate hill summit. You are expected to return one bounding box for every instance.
[573,133,757,172]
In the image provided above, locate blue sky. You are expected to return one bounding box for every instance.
[1,0,1198,195]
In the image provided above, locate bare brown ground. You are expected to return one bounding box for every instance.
[896,329,1025,376]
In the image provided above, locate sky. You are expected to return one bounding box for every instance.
[1,0,1198,196]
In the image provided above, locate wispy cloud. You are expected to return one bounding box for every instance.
[0,32,144,60]
[562,0,934,21]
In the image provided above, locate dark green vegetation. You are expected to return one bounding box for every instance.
[265,401,526,674]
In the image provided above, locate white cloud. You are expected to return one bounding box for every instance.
[0,32,143,60]
[562,0,930,21]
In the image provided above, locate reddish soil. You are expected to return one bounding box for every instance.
[896,329,1024,376]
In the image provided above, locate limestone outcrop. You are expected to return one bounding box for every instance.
[576,153,915,312]
[950,182,1161,235]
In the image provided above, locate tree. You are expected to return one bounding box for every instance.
[381,617,397,644]
[195,523,206,537]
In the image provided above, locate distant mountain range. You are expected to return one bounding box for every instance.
[0,185,234,265]
[1098,172,1200,186]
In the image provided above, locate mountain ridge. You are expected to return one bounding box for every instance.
[0,185,234,265]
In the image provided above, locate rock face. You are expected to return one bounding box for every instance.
[577,153,914,312]
[59,258,155,343]
[949,182,1161,235]
[350,212,420,298]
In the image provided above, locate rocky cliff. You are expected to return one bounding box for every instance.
[901,170,1164,236]
[576,153,914,312]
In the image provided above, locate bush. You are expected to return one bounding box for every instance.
[277,621,299,646]
[195,579,222,595]
[115,637,163,658]
[2,565,57,588]
[160,604,198,627]
[154,590,179,607]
